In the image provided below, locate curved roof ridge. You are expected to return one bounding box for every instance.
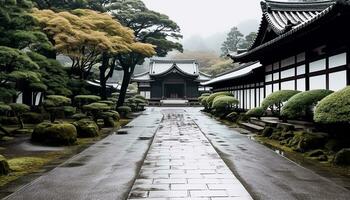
[263,0,336,12]
[151,63,198,77]
[133,71,149,77]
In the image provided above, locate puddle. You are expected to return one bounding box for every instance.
[138,136,152,140]
[61,162,85,167]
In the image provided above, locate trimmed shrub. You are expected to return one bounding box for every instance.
[226,112,238,122]
[281,89,333,120]
[117,106,132,118]
[261,90,300,115]
[74,95,101,108]
[212,96,239,110]
[200,96,210,110]
[207,92,233,108]
[314,86,350,124]
[72,119,99,138]
[101,111,120,121]
[43,95,71,122]
[198,93,211,102]
[0,116,19,125]
[9,103,30,129]
[246,107,265,119]
[71,113,89,120]
[83,103,110,122]
[0,103,11,114]
[0,155,10,175]
[22,112,44,124]
[63,106,76,117]
[32,122,77,146]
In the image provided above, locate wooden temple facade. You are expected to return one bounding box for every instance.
[132,59,211,101]
[202,0,350,110]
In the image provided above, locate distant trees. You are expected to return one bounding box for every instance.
[221,27,257,56]
[109,0,183,106]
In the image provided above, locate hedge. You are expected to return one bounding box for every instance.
[314,86,350,124]
[281,89,333,119]
[212,96,239,111]
[261,90,300,114]
[246,107,265,118]
[207,92,233,108]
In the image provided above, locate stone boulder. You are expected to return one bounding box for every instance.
[334,148,350,165]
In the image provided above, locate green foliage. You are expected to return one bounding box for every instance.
[212,96,239,110]
[9,103,30,128]
[83,103,110,121]
[0,87,16,103]
[198,93,211,102]
[226,112,238,122]
[22,112,44,124]
[246,107,265,118]
[314,86,350,124]
[281,89,333,120]
[0,155,10,175]
[117,106,131,118]
[0,103,11,113]
[207,92,233,108]
[101,111,120,121]
[43,95,71,122]
[29,82,47,92]
[72,119,99,138]
[261,90,300,115]
[75,95,101,107]
[200,96,210,110]
[32,122,77,146]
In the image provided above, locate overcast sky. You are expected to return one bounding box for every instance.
[142,0,263,39]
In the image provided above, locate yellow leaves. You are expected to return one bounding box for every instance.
[31,8,156,58]
[130,42,156,57]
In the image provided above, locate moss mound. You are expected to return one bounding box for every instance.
[22,112,44,124]
[72,119,99,138]
[32,122,77,146]
[334,148,350,165]
[0,155,10,175]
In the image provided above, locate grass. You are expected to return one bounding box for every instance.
[0,152,63,187]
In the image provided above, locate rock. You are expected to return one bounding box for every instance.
[72,119,99,138]
[281,131,294,139]
[306,149,325,157]
[277,123,294,132]
[270,131,282,140]
[0,155,10,175]
[262,126,274,137]
[32,122,77,146]
[297,132,328,152]
[334,148,350,165]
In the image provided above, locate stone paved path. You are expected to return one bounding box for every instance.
[128,110,252,200]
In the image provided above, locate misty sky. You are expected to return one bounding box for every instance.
[142,0,263,39]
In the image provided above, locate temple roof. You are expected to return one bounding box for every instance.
[149,59,199,77]
[132,59,211,82]
[230,0,350,62]
[201,62,261,86]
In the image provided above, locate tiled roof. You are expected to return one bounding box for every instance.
[230,0,350,62]
[201,62,261,86]
[149,59,199,77]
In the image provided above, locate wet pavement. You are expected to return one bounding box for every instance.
[4,108,162,200]
[4,107,350,200]
[128,109,252,199]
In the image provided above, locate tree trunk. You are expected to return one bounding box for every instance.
[18,116,24,129]
[99,53,109,100]
[117,62,137,108]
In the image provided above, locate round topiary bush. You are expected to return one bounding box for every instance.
[43,95,71,122]
[74,95,101,108]
[83,103,110,122]
[198,93,211,102]
[9,103,30,129]
[207,92,233,109]
[281,89,333,120]
[72,119,99,138]
[117,106,132,118]
[32,122,77,146]
[200,96,210,110]
[246,107,265,119]
[212,96,239,110]
[314,86,350,124]
[261,90,301,115]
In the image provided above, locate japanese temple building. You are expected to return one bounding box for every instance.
[132,59,211,102]
[202,0,350,110]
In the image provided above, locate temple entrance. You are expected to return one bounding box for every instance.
[164,84,185,99]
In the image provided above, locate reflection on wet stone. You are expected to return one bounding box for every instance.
[127,110,252,199]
